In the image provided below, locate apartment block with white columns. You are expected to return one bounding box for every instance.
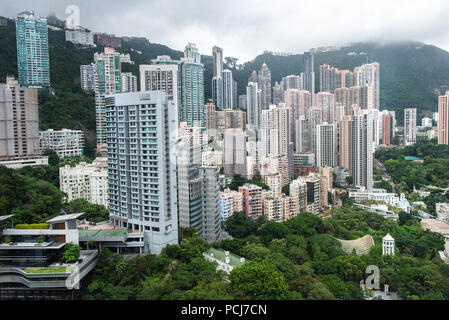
[59,158,108,207]
[39,128,85,158]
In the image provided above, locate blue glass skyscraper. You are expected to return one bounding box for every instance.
[15,11,50,88]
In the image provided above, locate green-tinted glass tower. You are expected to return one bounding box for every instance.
[15,11,50,88]
[94,47,121,156]
[180,43,204,127]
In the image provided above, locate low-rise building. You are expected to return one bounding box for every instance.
[219,188,243,221]
[349,187,411,213]
[263,197,284,222]
[290,178,308,213]
[291,174,321,214]
[283,196,299,221]
[0,213,98,299]
[352,203,399,221]
[65,26,95,47]
[59,158,108,207]
[40,129,85,158]
[203,248,246,274]
[219,193,234,221]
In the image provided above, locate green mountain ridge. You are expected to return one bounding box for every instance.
[1,22,448,142]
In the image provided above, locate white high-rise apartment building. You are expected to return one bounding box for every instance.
[316,123,337,168]
[352,109,374,190]
[259,104,291,158]
[212,69,236,110]
[219,188,243,221]
[59,158,108,207]
[258,63,272,109]
[200,166,222,243]
[224,129,247,177]
[219,192,234,221]
[120,72,137,93]
[295,115,309,153]
[222,70,234,109]
[212,46,224,77]
[263,197,284,222]
[307,106,323,153]
[65,26,95,47]
[177,131,221,243]
[285,89,311,151]
[316,92,335,124]
[265,173,282,197]
[39,129,85,158]
[246,82,262,129]
[291,175,319,214]
[80,63,96,93]
[354,62,380,110]
[404,108,417,145]
[106,91,178,254]
[281,75,303,92]
[139,60,179,119]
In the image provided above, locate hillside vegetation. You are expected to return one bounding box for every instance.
[82,208,449,300]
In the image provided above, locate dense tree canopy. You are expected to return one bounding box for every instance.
[0,165,64,224]
[376,139,449,194]
[81,203,449,300]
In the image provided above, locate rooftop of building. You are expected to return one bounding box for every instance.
[239,183,262,190]
[0,215,14,222]
[46,212,85,224]
[204,247,246,268]
[383,233,394,241]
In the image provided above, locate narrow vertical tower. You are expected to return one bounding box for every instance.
[106,91,178,254]
[15,11,50,88]
[382,233,395,255]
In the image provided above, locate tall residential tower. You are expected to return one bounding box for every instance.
[16,11,50,88]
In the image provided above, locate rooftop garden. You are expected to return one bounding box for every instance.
[15,223,50,230]
[24,266,74,274]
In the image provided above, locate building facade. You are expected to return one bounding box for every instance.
[106,91,178,254]
[94,47,121,156]
[0,76,47,168]
[438,92,449,145]
[39,129,84,158]
[224,129,247,177]
[59,159,108,207]
[80,63,96,93]
[239,184,263,219]
[120,72,137,93]
[404,108,417,145]
[16,11,50,88]
[65,26,95,47]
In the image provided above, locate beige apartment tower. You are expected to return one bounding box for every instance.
[0,76,40,159]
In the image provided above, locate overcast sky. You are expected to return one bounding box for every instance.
[4,0,449,62]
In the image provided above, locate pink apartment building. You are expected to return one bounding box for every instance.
[238,184,263,219]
